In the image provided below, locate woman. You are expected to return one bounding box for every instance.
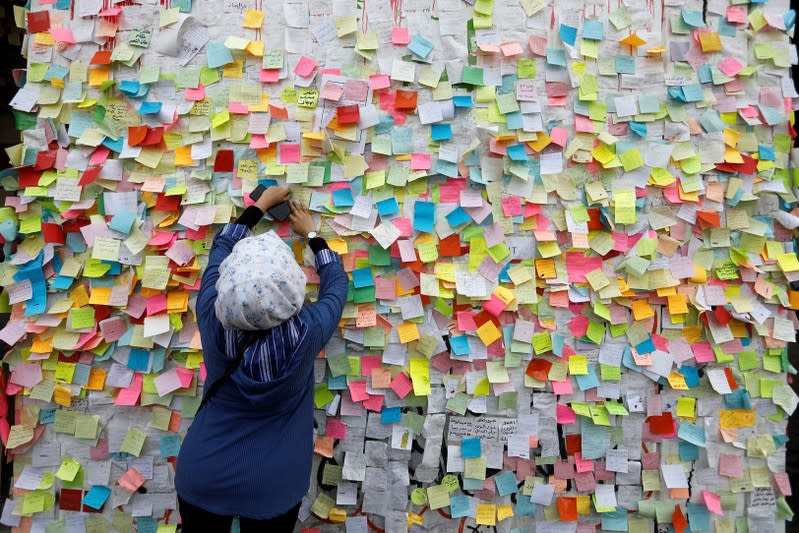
[175,186,348,532]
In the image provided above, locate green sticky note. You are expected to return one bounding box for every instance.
[461,66,484,86]
[314,384,334,408]
[69,307,96,329]
[120,428,147,457]
[517,59,536,78]
[55,457,81,481]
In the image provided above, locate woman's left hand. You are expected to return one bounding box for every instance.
[255,186,290,212]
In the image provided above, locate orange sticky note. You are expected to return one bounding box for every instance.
[397,322,420,344]
[631,299,654,320]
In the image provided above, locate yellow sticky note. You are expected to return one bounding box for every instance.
[476,321,501,346]
[397,322,420,344]
[777,253,799,272]
[476,504,497,526]
[242,9,264,28]
[676,397,696,418]
[409,357,431,396]
[568,355,588,375]
[631,299,654,320]
[55,457,81,481]
[614,189,636,224]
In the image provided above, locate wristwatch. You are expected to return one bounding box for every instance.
[307,231,318,240]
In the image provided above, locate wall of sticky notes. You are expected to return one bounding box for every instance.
[4,0,799,530]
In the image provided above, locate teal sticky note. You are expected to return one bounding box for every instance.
[408,34,434,58]
[462,437,481,458]
[494,471,518,496]
[413,201,435,233]
[109,211,137,234]
[681,8,705,27]
[615,56,635,74]
[546,48,567,67]
[352,267,374,288]
[450,495,471,518]
[206,42,233,68]
[82,485,111,510]
[431,123,452,141]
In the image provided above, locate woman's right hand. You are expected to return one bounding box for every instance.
[289,201,316,237]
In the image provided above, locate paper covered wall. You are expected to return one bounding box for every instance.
[3,0,799,530]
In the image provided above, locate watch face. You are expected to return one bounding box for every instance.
[308,232,318,239]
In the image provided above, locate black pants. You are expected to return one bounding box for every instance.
[178,497,300,533]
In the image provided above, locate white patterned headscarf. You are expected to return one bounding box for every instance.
[215,231,307,331]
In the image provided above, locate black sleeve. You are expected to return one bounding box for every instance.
[236,206,264,229]
[309,237,329,254]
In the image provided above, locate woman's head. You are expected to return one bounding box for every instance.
[215,231,307,331]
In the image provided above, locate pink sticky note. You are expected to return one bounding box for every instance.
[326,419,347,439]
[501,196,523,217]
[146,294,167,316]
[0,320,27,345]
[718,453,744,478]
[90,439,109,460]
[321,82,344,101]
[99,317,127,342]
[556,404,577,424]
[348,380,369,402]
[390,373,413,399]
[11,362,42,388]
[278,143,301,164]
[184,85,205,101]
[727,6,746,23]
[49,28,75,43]
[551,379,573,395]
[90,147,110,165]
[228,102,249,114]
[718,56,743,77]
[702,490,723,515]
[774,472,792,496]
[294,56,318,77]
[118,467,146,493]
[692,342,715,363]
[528,35,547,56]
[363,394,384,411]
[574,453,594,472]
[392,218,413,237]
[360,356,382,377]
[369,74,391,90]
[410,153,431,170]
[175,367,194,388]
[456,311,477,331]
[550,127,569,147]
[249,134,269,149]
[500,41,524,57]
[115,373,143,406]
[483,294,507,316]
[259,69,281,83]
[391,27,410,45]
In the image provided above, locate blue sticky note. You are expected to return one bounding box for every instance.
[118,80,141,95]
[697,64,713,84]
[759,145,776,161]
[560,24,578,46]
[446,207,470,227]
[380,406,402,424]
[352,267,375,288]
[103,137,124,153]
[681,9,705,27]
[461,438,481,458]
[376,198,399,216]
[546,48,567,67]
[408,34,434,59]
[681,83,704,102]
[615,56,635,74]
[629,122,647,137]
[332,188,354,207]
[583,19,604,40]
[450,495,471,518]
[413,201,435,233]
[575,365,600,391]
[494,471,518,496]
[506,144,528,162]
[328,374,347,389]
[110,211,137,234]
[450,335,470,356]
[505,111,523,130]
[51,276,73,290]
[160,434,181,458]
[83,486,112,510]
[128,348,150,372]
[55,0,72,9]
[72,363,91,386]
[515,497,536,517]
[45,64,69,81]
[635,337,655,354]
[206,42,234,68]
[453,95,474,108]
[140,102,162,114]
[431,123,452,141]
